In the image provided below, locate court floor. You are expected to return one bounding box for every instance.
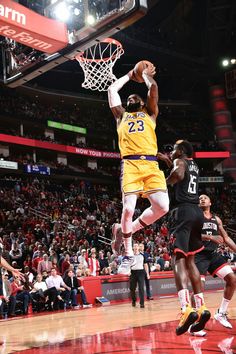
[0,290,235,354]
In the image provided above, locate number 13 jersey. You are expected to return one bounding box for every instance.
[174,159,199,204]
[117,109,157,158]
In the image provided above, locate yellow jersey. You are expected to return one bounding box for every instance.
[117,109,157,158]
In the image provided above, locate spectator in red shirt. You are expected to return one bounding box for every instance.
[162,247,171,262]
[160,222,168,238]
[32,252,43,274]
[11,277,30,315]
[61,253,71,276]
[88,252,100,276]
[23,254,32,271]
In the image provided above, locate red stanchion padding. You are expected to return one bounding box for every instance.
[80,277,102,305]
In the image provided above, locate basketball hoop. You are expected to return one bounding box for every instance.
[75,38,124,92]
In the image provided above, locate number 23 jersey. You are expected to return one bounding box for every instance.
[117,109,157,158]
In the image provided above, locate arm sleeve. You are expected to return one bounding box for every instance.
[108,74,130,108]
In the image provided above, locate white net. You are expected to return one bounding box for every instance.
[75,38,124,91]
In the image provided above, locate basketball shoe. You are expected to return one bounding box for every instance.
[118,256,136,275]
[176,305,198,336]
[214,309,233,329]
[189,304,211,333]
[111,223,123,255]
[188,325,207,337]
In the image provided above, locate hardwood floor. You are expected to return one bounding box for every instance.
[0,290,235,353]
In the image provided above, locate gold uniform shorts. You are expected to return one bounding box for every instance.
[120,159,167,196]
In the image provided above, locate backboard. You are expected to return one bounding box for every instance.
[1,0,148,88]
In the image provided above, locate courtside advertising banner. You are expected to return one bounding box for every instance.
[0,134,229,160]
[0,134,121,159]
[0,0,68,53]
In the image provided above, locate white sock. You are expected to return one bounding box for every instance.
[178,289,190,311]
[219,297,230,314]
[124,236,133,256]
[194,293,204,310]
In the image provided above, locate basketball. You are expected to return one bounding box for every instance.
[133,60,154,82]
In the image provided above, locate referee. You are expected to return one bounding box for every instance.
[130,243,149,308]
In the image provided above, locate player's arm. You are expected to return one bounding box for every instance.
[142,65,158,119]
[201,233,224,244]
[0,256,24,280]
[157,152,173,168]
[216,216,236,253]
[108,72,133,122]
[166,158,185,185]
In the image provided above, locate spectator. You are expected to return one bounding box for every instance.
[24,266,34,284]
[64,270,82,308]
[37,253,53,274]
[75,269,92,307]
[78,249,88,270]
[61,253,71,276]
[32,251,43,274]
[23,254,33,271]
[46,268,71,308]
[98,250,109,274]
[9,243,22,267]
[10,276,30,315]
[1,273,16,317]
[88,251,100,276]
[30,273,48,310]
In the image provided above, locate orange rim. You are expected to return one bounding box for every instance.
[75,38,123,63]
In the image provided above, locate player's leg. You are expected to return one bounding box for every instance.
[112,159,140,256]
[173,252,198,336]
[131,190,169,233]
[213,262,236,328]
[133,162,169,231]
[189,253,209,337]
[112,190,168,254]
[111,193,137,256]
[172,205,204,335]
[117,194,138,274]
[187,207,211,334]
[186,255,210,334]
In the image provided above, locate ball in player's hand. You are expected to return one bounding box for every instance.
[133,60,154,83]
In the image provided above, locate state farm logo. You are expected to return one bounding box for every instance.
[0,3,26,25]
[0,1,68,54]
[0,2,52,51]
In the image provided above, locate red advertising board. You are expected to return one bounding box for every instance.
[0,134,230,160]
[0,134,121,159]
[0,0,68,53]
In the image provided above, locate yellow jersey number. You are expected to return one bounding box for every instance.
[128,120,145,133]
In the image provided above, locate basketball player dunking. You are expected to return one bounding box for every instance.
[165,140,211,335]
[108,63,169,275]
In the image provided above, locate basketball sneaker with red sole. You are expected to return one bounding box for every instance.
[189,304,211,333]
[176,305,198,336]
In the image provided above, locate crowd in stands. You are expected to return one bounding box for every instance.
[0,175,236,318]
[0,87,220,149]
[0,89,114,134]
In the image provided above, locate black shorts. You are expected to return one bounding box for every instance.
[170,203,204,256]
[195,250,228,277]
